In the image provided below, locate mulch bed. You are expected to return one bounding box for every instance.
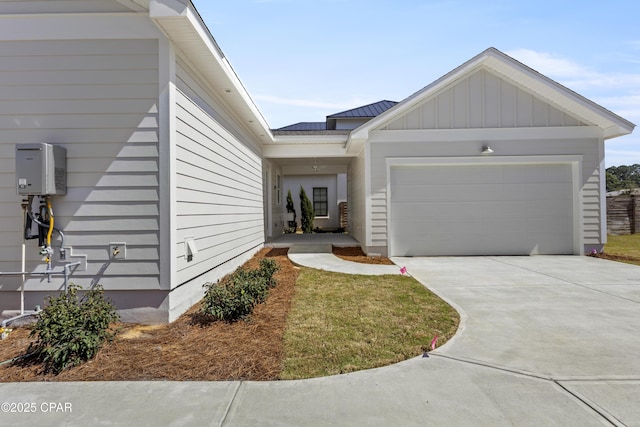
[0,246,394,382]
[332,246,395,265]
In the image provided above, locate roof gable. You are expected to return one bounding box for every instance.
[382,68,587,131]
[350,48,635,142]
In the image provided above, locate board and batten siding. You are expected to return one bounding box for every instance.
[174,60,264,292]
[383,69,588,131]
[0,39,161,313]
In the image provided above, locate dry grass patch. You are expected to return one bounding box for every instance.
[281,268,459,379]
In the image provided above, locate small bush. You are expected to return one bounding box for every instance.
[201,259,280,322]
[286,189,297,233]
[27,284,119,374]
[299,186,314,234]
[259,258,280,288]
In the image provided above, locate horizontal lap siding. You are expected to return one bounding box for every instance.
[0,39,160,291]
[0,1,134,14]
[175,88,263,284]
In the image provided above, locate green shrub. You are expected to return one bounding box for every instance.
[285,189,297,233]
[259,258,280,288]
[201,259,280,322]
[27,284,119,374]
[299,186,314,233]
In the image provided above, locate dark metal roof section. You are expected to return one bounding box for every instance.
[275,122,327,131]
[272,129,351,136]
[273,100,398,134]
[327,100,398,119]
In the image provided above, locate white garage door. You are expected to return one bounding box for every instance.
[390,163,576,256]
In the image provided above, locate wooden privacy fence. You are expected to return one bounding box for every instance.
[607,194,640,235]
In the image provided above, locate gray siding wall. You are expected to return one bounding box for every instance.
[0,39,161,314]
[0,0,134,14]
[173,58,264,315]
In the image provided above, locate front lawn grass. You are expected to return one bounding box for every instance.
[604,234,640,266]
[281,268,459,379]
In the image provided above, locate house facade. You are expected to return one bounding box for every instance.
[268,51,635,257]
[0,1,634,323]
[0,0,280,323]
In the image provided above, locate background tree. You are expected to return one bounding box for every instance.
[285,189,297,233]
[606,164,640,192]
[299,186,314,233]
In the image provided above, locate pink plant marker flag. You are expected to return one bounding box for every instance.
[430,335,439,351]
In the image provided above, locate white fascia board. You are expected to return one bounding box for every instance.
[368,126,603,143]
[263,143,350,158]
[385,154,583,167]
[0,13,161,40]
[282,164,348,175]
[150,0,273,143]
[272,135,348,145]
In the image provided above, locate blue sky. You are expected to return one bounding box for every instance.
[193,0,639,167]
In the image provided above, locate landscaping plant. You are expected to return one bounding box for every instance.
[26,284,119,374]
[201,258,280,322]
[299,186,314,233]
[285,189,297,233]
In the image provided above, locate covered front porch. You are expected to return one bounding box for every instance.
[265,230,359,248]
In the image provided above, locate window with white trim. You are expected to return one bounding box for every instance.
[313,187,328,217]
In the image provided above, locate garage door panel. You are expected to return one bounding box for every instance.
[390,163,575,256]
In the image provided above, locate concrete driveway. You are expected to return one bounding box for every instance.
[395,255,640,425]
[2,256,640,426]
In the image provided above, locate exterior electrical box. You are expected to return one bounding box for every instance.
[16,143,67,196]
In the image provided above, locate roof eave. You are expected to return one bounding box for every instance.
[149,0,273,144]
[349,48,635,145]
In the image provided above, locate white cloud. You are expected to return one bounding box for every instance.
[506,49,589,78]
[506,49,640,91]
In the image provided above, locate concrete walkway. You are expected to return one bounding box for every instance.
[288,244,403,275]
[2,255,640,426]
